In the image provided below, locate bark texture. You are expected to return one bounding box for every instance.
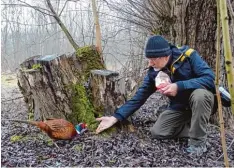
[171,0,217,68]
[90,70,126,116]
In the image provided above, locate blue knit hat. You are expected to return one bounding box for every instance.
[145,35,172,58]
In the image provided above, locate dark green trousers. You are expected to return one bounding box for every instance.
[150,89,214,146]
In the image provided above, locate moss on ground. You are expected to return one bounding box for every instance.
[46,139,53,146]
[1,74,18,87]
[10,135,29,142]
[73,144,83,151]
[10,135,24,142]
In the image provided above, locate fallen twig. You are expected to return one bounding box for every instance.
[1,96,24,103]
[216,138,234,161]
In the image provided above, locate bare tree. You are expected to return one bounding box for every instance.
[1,0,147,73]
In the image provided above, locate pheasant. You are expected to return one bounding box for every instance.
[2,118,87,148]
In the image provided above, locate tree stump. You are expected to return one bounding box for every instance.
[17,46,127,131]
[89,70,126,116]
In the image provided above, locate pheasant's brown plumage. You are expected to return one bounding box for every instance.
[4,119,77,140]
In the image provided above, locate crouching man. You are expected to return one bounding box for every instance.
[96,35,215,156]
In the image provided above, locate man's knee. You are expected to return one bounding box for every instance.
[150,126,171,139]
[150,109,190,139]
[150,114,174,140]
[190,89,214,107]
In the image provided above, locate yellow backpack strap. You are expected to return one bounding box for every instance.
[180,48,195,61]
[170,54,183,73]
[170,48,195,74]
[184,48,195,57]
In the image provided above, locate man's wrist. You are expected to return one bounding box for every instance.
[175,81,185,91]
[110,116,118,124]
[112,113,124,121]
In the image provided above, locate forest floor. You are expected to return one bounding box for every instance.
[1,73,234,167]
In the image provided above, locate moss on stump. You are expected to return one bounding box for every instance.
[68,46,105,131]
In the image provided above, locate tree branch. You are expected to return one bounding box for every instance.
[45,0,79,50]
[58,0,69,16]
[2,2,54,16]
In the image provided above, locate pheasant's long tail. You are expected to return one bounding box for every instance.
[2,119,39,126]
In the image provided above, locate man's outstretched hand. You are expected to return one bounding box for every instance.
[95,116,118,134]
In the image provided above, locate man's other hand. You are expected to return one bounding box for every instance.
[95,116,118,134]
[161,83,178,96]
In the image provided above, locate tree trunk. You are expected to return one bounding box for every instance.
[91,0,103,55]
[171,0,217,68]
[17,46,127,131]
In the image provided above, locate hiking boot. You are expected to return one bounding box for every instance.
[185,144,207,156]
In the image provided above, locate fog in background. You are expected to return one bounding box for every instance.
[1,0,148,73]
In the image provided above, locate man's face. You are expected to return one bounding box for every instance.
[148,56,170,69]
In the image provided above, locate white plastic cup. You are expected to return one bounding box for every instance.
[219,86,231,99]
